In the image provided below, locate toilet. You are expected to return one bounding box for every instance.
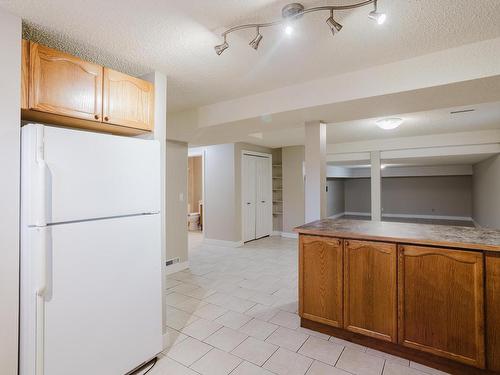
[188,212,200,231]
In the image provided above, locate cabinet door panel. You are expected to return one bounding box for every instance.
[486,253,500,372]
[29,43,103,120]
[398,245,485,368]
[344,240,397,342]
[299,236,343,327]
[103,68,154,131]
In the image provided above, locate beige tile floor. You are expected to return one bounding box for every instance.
[146,235,450,375]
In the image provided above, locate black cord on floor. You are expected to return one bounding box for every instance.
[141,357,157,375]
[129,357,158,375]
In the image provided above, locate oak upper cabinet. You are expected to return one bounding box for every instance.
[343,240,397,342]
[398,245,485,368]
[103,68,154,131]
[299,236,343,327]
[29,43,103,121]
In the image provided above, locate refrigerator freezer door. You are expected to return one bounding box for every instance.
[22,124,161,225]
[21,214,163,375]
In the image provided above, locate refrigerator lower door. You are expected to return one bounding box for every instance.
[21,214,162,375]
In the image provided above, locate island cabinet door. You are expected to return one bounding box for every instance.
[398,245,485,369]
[343,240,397,342]
[299,235,343,327]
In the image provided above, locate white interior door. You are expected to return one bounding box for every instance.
[255,156,272,239]
[21,214,163,375]
[242,155,256,242]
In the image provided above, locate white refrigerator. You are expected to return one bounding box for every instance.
[20,124,163,375]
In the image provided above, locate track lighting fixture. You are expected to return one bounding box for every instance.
[214,0,387,55]
[249,28,263,50]
[326,10,343,36]
[368,0,387,24]
[214,36,229,55]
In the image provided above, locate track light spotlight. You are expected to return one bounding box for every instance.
[214,36,229,55]
[249,28,263,50]
[326,10,343,36]
[368,0,386,24]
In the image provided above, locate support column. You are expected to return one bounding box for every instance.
[371,150,382,221]
[305,121,327,223]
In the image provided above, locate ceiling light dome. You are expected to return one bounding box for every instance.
[376,118,403,130]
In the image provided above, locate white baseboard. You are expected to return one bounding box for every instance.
[328,212,345,220]
[165,261,189,275]
[280,232,298,239]
[472,219,482,228]
[382,213,473,221]
[342,211,473,222]
[203,238,243,248]
[344,211,371,217]
[272,231,282,236]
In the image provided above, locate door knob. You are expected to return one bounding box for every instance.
[246,202,251,205]
[261,200,265,203]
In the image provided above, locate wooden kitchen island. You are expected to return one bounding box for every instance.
[294,219,500,375]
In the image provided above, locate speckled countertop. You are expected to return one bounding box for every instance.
[294,219,500,252]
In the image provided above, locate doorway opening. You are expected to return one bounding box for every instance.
[188,154,203,251]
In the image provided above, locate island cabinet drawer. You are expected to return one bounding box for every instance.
[299,235,343,327]
[398,245,485,369]
[343,239,398,343]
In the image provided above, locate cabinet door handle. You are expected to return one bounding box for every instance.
[104,116,109,121]
[261,200,265,203]
[246,202,251,205]
[345,240,349,247]
[94,114,99,120]
[337,240,342,246]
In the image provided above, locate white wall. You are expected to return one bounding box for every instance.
[473,155,500,229]
[0,9,21,375]
[282,146,305,233]
[343,176,473,218]
[166,141,188,263]
[140,71,168,335]
[204,144,238,242]
[326,179,345,217]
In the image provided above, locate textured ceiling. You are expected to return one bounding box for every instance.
[2,0,500,111]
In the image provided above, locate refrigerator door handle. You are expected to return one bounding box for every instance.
[35,126,48,227]
[37,228,49,298]
[36,228,50,375]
